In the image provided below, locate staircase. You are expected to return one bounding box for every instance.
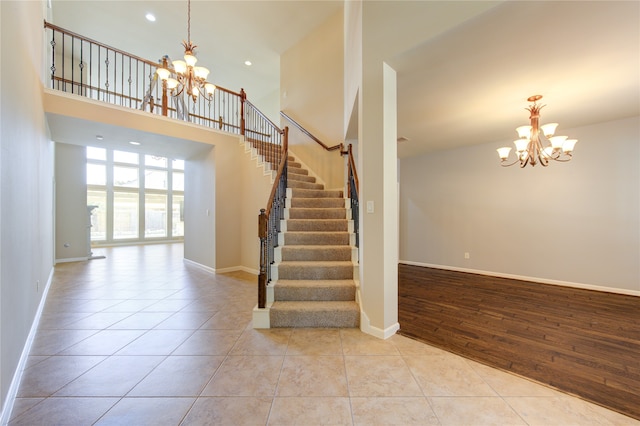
[268,157,360,328]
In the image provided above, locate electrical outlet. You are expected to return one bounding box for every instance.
[464,252,470,259]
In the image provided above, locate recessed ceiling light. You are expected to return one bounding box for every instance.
[145,13,156,22]
[96,135,104,141]
[244,60,252,66]
[129,141,141,146]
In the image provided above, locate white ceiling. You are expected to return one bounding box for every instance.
[48,1,639,159]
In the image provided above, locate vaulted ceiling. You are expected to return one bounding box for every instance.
[48,1,639,159]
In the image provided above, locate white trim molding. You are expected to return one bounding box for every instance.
[0,268,54,425]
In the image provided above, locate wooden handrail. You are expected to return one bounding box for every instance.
[280,111,345,154]
[45,21,158,67]
[264,128,289,217]
[348,144,359,197]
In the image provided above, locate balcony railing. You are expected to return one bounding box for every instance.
[45,21,244,135]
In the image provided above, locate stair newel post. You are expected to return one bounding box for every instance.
[258,208,268,309]
[160,56,169,117]
[240,88,247,136]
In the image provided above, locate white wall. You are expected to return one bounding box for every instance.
[399,116,640,294]
[184,147,216,269]
[0,0,55,415]
[55,143,88,261]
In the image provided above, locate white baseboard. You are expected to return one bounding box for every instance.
[54,256,89,264]
[359,311,400,340]
[400,260,640,297]
[182,259,259,276]
[0,268,54,425]
[183,258,216,274]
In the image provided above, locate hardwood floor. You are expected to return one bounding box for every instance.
[398,264,640,421]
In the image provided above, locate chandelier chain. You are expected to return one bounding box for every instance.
[187,0,191,44]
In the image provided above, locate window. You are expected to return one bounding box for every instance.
[86,147,184,244]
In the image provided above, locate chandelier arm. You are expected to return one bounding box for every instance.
[500,158,521,167]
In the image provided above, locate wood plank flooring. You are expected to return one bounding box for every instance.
[398,264,640,420]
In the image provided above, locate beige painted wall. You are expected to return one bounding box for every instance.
[240,154,274,273]
[55,143,89,261]
[1,0,55,414]
[399,116,640,294]
[280,10,345,189]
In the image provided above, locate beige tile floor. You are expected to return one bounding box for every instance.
[8,244,638,425]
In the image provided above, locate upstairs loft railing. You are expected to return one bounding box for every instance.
[45,21,246,134]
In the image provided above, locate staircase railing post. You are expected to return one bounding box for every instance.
[258,208,267,309]
[240,88,247,136]
[161,56,169,117]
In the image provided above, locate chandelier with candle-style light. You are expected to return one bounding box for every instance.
[156,0,216,102]
[497,95,577,167]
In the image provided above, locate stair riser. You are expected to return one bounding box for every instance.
[289,198,344,208]
[284,220,348,232]
[288,174,317,184]
[281,247,352,261]
[274,286,356,301]
[287,168,308,177]
[288,181,324,190]
[290,189,343,199]
[283,233,350,245]
[277,265,353,280]
[270,309,360,328]
[287,209,346,220]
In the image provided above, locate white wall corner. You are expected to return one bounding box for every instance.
[359,310,400,339]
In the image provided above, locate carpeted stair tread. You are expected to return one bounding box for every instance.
[290,198,344,208]
[287,167,308,176]
[288,180,325,190]
[291,188,343,199]
[288,208,346,219]
[283,232,350,245]
[289,173,317,184]
[270,301,360,328]
[277,261,353,280]
[274,280,356,301]
[281,245,352,261]
[285,219,349,232]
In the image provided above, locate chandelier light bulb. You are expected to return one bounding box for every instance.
[497,147,512,160]
[549,135,568,149]
[194,66,210,80]
[184,54,197,68]
[563,139,577,153]
[540,122,558,138]
[514,139,529,153]
[516,125,532,140]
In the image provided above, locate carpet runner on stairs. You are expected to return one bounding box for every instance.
[269,157,360,328]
